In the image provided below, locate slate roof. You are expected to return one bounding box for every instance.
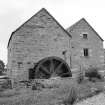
[67,18,104,41]
[7,8,72,47]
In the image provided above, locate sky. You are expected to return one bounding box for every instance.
[0,0,105,64]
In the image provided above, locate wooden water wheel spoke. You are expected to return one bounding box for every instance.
[55,62,63,72]
[40,65,51,75]
[50,59,54,73]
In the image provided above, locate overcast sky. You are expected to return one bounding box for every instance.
[0,0,105,64]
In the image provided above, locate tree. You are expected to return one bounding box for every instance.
[0,60,5,75]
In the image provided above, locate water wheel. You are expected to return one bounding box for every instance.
[35,56,72,79]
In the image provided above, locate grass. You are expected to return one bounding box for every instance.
[0,77,104,105]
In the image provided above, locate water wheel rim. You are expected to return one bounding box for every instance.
[35,56,71,78]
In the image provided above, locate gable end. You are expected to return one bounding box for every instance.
[7,8,72,48]
[67,18,104,41]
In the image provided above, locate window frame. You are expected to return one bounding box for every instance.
[83,33,88,39]
[83,48,89,57]
[81,32,88,39]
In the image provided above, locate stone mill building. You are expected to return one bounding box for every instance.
[7,8,72,80]
[7,8,104,81]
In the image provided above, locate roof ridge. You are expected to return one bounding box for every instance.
[67,18,85,32]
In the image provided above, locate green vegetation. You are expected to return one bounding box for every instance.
[0,71,104,105]
[85,67,103,82]
[0,60,5,75]
[63,87,78,105]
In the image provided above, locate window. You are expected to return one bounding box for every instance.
[83,34,87,39]
[84,48,89,57]
[81,32,88,39]
[17,62,23,68]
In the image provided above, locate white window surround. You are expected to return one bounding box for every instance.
[81,48,92,57]
[89,49,92,56]
[80,32,88,38]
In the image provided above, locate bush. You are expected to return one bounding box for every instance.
[63,87,78,105]
[85,67,102,81]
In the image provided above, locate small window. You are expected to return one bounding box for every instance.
[84,48,89,57]
[17,62,23,68]
[83,34,87,39]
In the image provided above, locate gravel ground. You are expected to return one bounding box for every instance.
[76,93,105,105]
